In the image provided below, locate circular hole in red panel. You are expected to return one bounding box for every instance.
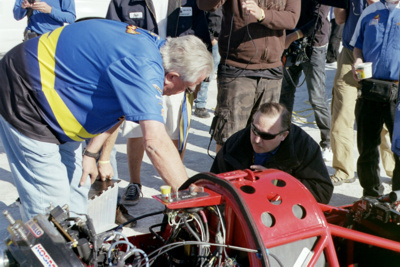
[271,179,286,187]
[240,185,255,194]
[292,204,306,219]
[261,212,276,228]
[267,193,282,205]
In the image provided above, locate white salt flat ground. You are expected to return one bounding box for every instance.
[0,56,394,249]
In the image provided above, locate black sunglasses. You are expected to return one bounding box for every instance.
[250,123,287,140]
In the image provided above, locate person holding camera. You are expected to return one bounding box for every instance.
[279,0,332,162]
[13,0,76,41]
[210,102,333,204]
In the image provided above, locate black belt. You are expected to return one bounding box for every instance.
[23,29,41,41]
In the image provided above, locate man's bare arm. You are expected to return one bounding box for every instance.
[352,47,364,81]
[334,8,347,25]
[140,120,188,192]
[97,119,124,180]
[80,120,124,185]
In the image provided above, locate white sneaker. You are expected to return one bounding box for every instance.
[322,147,333,162]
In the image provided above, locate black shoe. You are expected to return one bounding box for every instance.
[115,204,136,227]
[194,108,210,118]
[363,184,384,198]
[120,183,142,206]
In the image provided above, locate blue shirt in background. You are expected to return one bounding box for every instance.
[342,0,369,50]
[352,2,400,80]
[13,0,76,35]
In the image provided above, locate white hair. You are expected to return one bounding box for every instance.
[160,35,214,83]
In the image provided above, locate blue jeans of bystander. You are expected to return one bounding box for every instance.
[195,43,221,109]
[280,45,331,148]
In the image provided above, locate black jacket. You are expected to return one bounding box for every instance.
[206,7,222,41]
[293,0,330,47]
[106,0,211,48]
[210,124,333,204]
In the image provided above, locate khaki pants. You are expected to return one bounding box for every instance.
[330,47,359,179]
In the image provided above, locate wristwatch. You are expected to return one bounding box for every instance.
[82,148,100,159]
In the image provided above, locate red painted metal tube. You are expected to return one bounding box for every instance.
[329,224,400,253]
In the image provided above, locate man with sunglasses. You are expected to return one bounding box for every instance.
[211,102,333,204]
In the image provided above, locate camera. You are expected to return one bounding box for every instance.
[281,37,312,68]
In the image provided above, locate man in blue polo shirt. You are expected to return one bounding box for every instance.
[351,0,400,197]
[330,0,381,186]
[0,19,213,220]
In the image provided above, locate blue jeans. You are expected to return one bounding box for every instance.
[280,45,331,148]
[195,43,221,109]
[0,114,90,221]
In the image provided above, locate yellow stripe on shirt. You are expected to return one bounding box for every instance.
[38,27,97,141]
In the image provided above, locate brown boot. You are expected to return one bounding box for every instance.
[115,204,136,228]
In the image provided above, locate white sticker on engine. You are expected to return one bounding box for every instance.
[31,244,58,267]
[26,219,44,238]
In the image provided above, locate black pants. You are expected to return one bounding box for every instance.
[355,97,400,197]
[23,30,40,42]
[326,19,343,63]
